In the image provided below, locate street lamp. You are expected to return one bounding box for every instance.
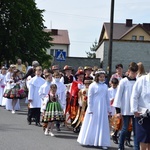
[107,0,115,82]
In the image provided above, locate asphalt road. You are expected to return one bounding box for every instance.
[0,100,133,150]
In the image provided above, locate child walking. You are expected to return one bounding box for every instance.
[113,62,139,150]
[43,84,65,136]
[108,78,119,144]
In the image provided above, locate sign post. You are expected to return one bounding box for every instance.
[56,51,66,61]
[55,51,66,69]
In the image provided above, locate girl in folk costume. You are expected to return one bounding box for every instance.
[51,71,66,131]
[38,72,53,130]
[0,67,7,106]
[77,70,111,150]
[4,65,20,111]
[72,79,93,130]
[28,66,45,126]
[10,69,22,114]
[43,84,65,136]
[66,70,84,132]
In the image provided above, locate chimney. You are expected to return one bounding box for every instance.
[51,29,58,35]
[126,19,133,27]
[143,23,150,32]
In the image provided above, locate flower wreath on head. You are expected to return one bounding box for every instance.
[95,70,106,75]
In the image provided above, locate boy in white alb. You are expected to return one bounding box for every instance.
[113,62,139,150]
[28,66,45,127]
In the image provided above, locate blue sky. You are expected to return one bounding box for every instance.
[35,0,150,57]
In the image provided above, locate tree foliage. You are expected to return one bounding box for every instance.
[0,0,53,66]
[86,39,98,58]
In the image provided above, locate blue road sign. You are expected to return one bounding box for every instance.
[56,51,66,61]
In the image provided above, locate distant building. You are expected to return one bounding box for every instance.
[96,19,150,72]
[44,29,70,57]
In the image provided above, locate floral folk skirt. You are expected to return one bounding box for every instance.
[43,102,65,122]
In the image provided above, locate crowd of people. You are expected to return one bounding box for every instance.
[0,59,150,150]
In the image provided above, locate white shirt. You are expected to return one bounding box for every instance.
[28,76,45,108]
[131,74,150,113]
[113,77,136,115]
[38,81,51,100]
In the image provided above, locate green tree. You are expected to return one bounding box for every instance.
[86,39,98,58]
[0,0,53,66]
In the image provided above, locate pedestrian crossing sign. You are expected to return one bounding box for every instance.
[56,51,66,61]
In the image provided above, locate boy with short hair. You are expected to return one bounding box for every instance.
[113,62,139,150]
[28,66,45,126]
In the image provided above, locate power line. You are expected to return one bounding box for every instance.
[44,10,106,20]
[71,40,93,44]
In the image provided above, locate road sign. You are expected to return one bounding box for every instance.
[56,51,66,61]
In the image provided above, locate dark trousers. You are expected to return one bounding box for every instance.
[56,121,60,128]
[119,115,139,150]
[28,108,41,124]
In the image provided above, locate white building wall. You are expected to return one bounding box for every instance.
[46,44,69,56]
[96,42,104,60]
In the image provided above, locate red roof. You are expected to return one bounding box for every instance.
[44,29,70,45]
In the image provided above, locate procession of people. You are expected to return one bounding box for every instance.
[0,59,150,150]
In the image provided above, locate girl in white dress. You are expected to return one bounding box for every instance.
[0,67,7,106]
[77,70,111,150]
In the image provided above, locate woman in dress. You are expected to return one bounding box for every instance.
[43,84,65,136]
[77,70,111,150]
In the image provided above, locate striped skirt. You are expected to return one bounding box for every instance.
[43,101,65,122]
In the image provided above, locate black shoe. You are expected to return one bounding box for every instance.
[56,127,61,131]
[36,123,42,127]
[27,118,31,125]
[112,135,118,144]
[125,140,133,147]
[28,121,31,125]
[73,127,80,133]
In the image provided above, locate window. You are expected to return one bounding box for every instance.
[132,35,137,40]
[139,36,144,41]
[50,49,54,55]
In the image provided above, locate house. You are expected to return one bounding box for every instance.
[44,29,70,57]
[96,19,150,72]
[45,29,100,69]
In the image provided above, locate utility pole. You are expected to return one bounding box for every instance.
[107,0,115,82]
